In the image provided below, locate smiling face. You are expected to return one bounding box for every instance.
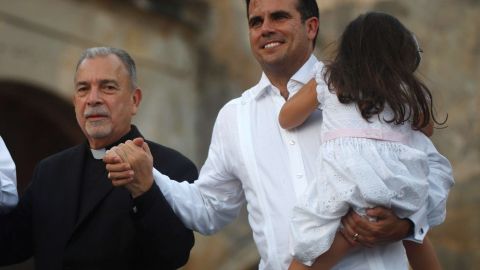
[247,0,318,77]
[73,54,141,149]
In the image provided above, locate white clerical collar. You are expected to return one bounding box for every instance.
[90,148,106,160]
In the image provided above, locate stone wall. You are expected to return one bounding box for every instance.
[0,0,200,162]
[0,0,478,269]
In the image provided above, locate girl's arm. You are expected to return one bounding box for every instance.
[279,79,319,129]
[310,232,352,270]
[288,259,310,270]
[288,232,352,270]
[403,236,442,270]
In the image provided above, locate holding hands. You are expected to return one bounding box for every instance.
[104,138,153,198]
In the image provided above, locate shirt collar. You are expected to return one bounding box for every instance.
[87,125,144,159]
[90,148,106,160]
[251,54,320,100]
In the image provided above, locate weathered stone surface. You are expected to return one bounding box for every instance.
[0,0,199,161]
[0,0,478,269]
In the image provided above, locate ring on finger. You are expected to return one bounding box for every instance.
[352,232,359,241]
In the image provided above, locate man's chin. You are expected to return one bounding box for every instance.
[260,54,282,64]
[257,52,288,65]
[85,127,112,140]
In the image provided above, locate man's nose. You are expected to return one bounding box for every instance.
[86,87,102,105]
[260,18,275,37]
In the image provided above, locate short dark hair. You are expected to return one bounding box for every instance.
[75,47,138,89]
[324,12,446,130]
[245,0,320,47]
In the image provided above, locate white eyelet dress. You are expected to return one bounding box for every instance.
[289,65,429,270]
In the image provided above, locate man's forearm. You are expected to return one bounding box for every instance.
[404,205,429,242]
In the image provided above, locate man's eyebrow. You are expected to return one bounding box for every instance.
[99,79,119,86]
[75,79,119,87]
[248,10,292,24]
[75,81,89,87]
[270,10,292,18]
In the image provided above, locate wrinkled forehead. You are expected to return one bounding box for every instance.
[74,55,128,83]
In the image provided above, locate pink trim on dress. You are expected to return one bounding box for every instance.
[322,128,408,144]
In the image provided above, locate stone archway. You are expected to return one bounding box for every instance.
[0,80,83,196]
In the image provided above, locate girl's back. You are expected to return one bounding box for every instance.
[316,70,414,144]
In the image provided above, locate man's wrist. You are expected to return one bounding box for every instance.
[128,179,154,198]
[399,218,414,240]
[131,182,160,219]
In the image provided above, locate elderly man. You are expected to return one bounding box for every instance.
[106,0,453,269]
[0,47,197,270]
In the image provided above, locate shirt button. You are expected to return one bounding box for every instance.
[296,174,303,179]
[289,140,296,145]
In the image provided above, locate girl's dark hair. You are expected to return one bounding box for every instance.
[324,12,445,130]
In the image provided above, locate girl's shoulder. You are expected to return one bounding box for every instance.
[314,64,336,105]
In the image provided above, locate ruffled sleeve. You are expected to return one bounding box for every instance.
[314,63,328,108]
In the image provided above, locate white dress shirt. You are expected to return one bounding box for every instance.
[153,55,454,270]
[0,136,19,212]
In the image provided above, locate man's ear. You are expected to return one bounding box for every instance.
[305,16,319,43]
[131,88,142,115]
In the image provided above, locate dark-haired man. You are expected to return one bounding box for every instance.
[106,1,453,269]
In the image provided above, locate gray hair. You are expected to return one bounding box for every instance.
[75,47,138,89]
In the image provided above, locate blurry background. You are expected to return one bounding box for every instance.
[0,0,478,269]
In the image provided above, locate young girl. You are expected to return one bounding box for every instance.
[280,12,448,270]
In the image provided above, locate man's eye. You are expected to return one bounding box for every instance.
[272,13,290,21]
[75,88,88,97]
[249,19,262,28]
[104,85,117,91]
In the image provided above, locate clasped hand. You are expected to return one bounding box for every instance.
[103,138,154,198]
